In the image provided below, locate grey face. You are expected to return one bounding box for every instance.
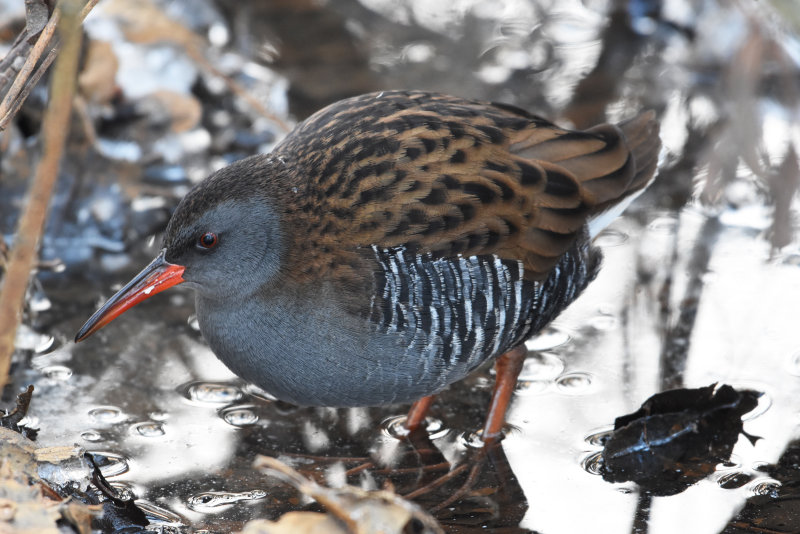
[164,198,285,299]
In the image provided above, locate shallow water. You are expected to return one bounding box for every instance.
[4,0,800,532]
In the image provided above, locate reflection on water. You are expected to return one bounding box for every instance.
[2,0,800,532]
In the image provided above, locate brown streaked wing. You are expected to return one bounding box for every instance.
[276,91,659,281]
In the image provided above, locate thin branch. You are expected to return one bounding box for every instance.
[0,0,84,389]
[80,0,100,20]
[0,0,49,89]
[0,46,59,131]
[0,0,101,131]
[0,7,60,129]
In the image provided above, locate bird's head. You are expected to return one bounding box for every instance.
[75,155,287,342]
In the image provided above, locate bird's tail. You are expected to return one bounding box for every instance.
[496,107,662,275]
[586,111,661,238]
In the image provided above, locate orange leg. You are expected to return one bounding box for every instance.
[405,394,435,432]
[482,345,527,443]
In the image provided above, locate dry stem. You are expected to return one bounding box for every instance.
[0,0,84,389]
[0,0,100,131]
[0,7,60,129]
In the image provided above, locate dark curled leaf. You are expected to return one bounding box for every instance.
[85,452,149,530]
[0,385,38,439]
[600,384,762,496]
[24,0,50,41]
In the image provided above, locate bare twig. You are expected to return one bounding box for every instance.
[0,7,60,129]
[0,0,84,389]
[0,0,49,91]
[80,0,100,20]
[0,46,59,131]
[402,462,471,500]
[0,0,101,131]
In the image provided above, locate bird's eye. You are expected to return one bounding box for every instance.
[198,232,218,249]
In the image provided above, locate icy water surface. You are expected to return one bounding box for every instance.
[23,201,800,533]
[3,0,800,532]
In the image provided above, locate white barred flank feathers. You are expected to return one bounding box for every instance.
[370,246,530,370]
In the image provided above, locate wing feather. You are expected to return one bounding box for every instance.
[275,91,660,281]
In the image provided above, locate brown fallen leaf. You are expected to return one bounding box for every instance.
[59,500,102,534]
[33,446,81,464]
[244,456,443,534]
[0,429,61,534]
[139,90,203,133]
[99,0,199,49]
[77,39,119,105]
[241,514,350,534]
[0,427,99,534]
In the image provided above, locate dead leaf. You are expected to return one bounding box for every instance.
[247,456,444,534]
[0,428,99,534]
[23,0,50,40]
[602,384,761,496]
[59,500,102,534]
[0,498,17,521]
[100,0,200,50]
[143,90,203,133]
[78,39,119,105]
[241,515,350,534]
[33,445,82,463]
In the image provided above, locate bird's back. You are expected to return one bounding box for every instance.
[274,90,660,285]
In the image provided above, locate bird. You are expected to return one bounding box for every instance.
[75,90,660,443]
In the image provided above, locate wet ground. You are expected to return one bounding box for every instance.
[2,0,800,532]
